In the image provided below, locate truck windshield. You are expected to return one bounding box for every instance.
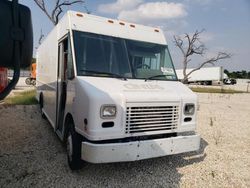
[73,31,177,81]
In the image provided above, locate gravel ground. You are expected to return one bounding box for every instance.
[0,93,250,188]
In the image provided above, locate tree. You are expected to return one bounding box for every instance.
[173,30,231,83]
[33,0,85,25]
[225,70,250,79]
[224,69,229,76]
[242,70,247,79]
[38,29,44,45]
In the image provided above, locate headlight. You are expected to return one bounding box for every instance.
[184,103,195,115]
[100,105,116,119]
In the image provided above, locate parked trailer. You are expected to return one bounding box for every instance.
[36,11,200,170]
[176,67,225,85]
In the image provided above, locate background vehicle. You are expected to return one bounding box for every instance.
[176,66,225,85]
[223,78,237,85]
[25,63,36,86]
[37,11,200,170]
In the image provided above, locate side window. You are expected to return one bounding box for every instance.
[67,36,74,80]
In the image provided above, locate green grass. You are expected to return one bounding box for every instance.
[4,89,38,105]
[191,87,245,94]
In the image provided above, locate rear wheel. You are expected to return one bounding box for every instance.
[31,79,36,86]
[66,123,83,170]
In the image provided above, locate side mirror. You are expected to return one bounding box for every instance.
[0,0,33,100]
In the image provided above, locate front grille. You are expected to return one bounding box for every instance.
[126,105,179,134]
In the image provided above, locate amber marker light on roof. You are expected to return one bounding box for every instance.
[108,20,114,23]
[130,24,135,28]
[119,22,125,26]
[154,29,160,32]
[76,13,83,17]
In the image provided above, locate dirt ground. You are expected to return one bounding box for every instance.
[0,93,250,188]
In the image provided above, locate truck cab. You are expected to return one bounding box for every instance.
[36,11,200,170]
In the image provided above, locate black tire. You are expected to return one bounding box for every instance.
[39,94,46,119]
[25,78,31,85]
[66,123,83,170]
[31,79,36,86]
[204,81,211,85]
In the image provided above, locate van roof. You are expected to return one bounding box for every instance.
[67,11,167,45]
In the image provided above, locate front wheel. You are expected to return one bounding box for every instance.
[66,125,83,170]
[25,78,31,85]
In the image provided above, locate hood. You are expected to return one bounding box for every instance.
[77,76,196,102]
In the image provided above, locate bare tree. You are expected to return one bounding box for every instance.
[173,30,231,83]
[38,29,44,45]
[34,0,85,25]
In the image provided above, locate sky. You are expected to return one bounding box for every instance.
[19,0,250,71]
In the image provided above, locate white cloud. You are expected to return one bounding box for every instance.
[204,46,229,59]
[177,31,215,43]
[200,32,215,42]
[118,2,187,24]
[97,0,143,14]
[184,0,213,5]
[158,22,188,40]
[97,1,189,49]
[184,0,224,6]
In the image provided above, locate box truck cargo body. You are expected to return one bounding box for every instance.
[36,11,200,170]
[176,67,225,85]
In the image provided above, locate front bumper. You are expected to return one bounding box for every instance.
[81,135,200,163]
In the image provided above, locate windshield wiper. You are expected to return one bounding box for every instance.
[145,75,168,81]
[80,70,127,81]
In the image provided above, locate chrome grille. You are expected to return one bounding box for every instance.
[126,105,179,134]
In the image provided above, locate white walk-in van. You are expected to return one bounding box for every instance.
[36,11,200,170]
